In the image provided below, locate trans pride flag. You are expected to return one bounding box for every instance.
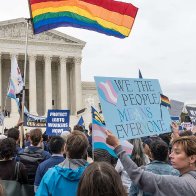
[28,0,138,38]
[92,107,133,158]
[7,79,17,99]
[7,56,25,113]
[7,56,23,99]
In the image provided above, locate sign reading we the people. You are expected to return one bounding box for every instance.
[46,110,70,136]
[94,77,171,140]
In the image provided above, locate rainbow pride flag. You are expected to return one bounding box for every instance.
[28,0,138,38]
[160,94,171,108]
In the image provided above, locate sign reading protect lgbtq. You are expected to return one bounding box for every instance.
[94,77,171,140]
[46,110,70,136]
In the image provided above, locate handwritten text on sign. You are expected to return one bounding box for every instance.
[95,77,171,140]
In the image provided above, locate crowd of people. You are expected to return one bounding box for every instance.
[0,122,195,196]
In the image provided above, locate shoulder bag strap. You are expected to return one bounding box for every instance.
[14,162,20,181]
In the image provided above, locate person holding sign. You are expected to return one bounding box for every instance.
[106,131,196,196]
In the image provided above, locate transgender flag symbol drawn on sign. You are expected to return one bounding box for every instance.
[98,80,118,106]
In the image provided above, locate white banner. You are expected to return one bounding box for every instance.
[169,100,184,117]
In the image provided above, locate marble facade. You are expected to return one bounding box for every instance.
[0,18,99,129]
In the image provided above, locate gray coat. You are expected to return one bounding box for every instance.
[115,145,196,196]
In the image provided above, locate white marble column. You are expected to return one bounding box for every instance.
[10,54,19,117]
[59,56,68,109]
[74,57,82,114]
[44,55,52,115]
[29,55,37,115]
[0,53,2,110]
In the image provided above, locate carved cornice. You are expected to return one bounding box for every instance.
[0,23,80,44]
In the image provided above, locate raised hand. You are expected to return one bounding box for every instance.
[106,130,120,148]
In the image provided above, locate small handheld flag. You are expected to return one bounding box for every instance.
[160,94,171,108]
[77,116,85,128]
[7,56,24,99]
[160,94,171,120]
[139,69,143,79]
[91,106,105,125]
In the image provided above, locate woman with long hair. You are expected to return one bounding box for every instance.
[115,138,149,194]
[77,161,127,196]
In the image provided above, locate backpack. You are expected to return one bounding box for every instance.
[18,148,44,184]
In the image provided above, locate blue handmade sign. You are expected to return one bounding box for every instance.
[94,77,171,140]
[46,110,70,136]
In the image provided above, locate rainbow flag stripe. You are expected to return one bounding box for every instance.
[160,94,171,108]
[29,0,138,38]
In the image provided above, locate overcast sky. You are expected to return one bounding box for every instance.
[0,0,195,104]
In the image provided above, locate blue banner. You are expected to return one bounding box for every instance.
[46,110,70,136]
[24,112,46,127]
[94,77,171,140]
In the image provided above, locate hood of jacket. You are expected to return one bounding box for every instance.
[54,160,88,181]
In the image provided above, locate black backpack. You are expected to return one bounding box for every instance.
[18,148,45,184]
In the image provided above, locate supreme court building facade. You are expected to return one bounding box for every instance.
[0,18,99,128]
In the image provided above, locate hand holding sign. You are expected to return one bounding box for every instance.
[171,122,180,141]
[106,130,120,148]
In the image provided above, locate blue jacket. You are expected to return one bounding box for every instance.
[34,155,65,187]
[36,163,87,196]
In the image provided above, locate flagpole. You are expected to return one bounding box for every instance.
[20,18,30,148]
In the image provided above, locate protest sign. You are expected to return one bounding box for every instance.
[169,100,184,117]
[46,110,70,136]
[186,106,196,126]
[94,77,171,140]
[24,112,46,127]
[171,116,181,125]
[171,116,182,130]
[181,122,193,131]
